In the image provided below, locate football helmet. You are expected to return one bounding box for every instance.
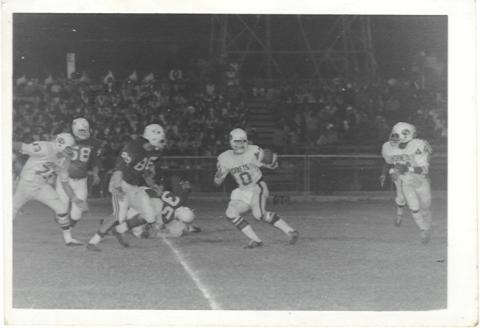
[175,206,195,224]
[389,122,416,144]
[72,117,91,140]
[229,128,248,154]
[143,124,166,150]
[54,133,75,153]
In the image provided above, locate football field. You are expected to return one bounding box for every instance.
[12,197,447,311]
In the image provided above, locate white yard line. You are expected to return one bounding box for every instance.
[161,236,222,310]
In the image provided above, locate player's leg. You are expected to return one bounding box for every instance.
[114,186,157,234]
[416,178,432,243]
[69,178,88,228]
[402,182,430,242]
[226,188,263,247]
[34,184,82,246]
[252,181,299,244]
[393,180,406,226]
[87,192,129,251]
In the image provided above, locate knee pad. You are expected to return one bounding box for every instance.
[226,216,249,230]
[55,213,70,229]
[395,195,406,206]
[261,211,280,225]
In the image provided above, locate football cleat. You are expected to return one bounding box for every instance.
[420,229,431,244]
[187,225,202,233]
[65,239,84,247]
[287,230,299,245]
[112,229,130,248]
[394,215,402,227]
[244,240,264,249]
[86,243,102,252]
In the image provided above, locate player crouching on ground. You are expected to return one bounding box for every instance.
[56,118,102,236]
[214,128,299,249]
[380,122,433,244]
[13,133,86,246]
[129,185,196,238]
[86,123,166,251]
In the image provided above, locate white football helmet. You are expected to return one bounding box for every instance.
[54,133,75,153]
[143,124,166,150]
[72,117,91,140]
[175,206,195,224]
[389,122,416,144]
[229,128,248,154]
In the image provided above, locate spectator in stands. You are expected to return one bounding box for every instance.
[316,123,339,146]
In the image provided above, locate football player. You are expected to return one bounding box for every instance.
[86,123,166,251]
[214,128,299,248]
[380,136,406,226]
[56,118,102,232]
[381,122,433,243]
[129,186,196,238]
[129,173,201,237]
[12,133,86,245]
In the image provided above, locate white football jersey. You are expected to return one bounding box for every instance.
[19,141,68,184]
[217,144,264,190]
[382,138,432,173]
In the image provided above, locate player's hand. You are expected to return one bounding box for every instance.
[270,154,279,169]
[91,174,101,186]
[152,184,164,196]
[394,163,409,174]
[61,146,74,159]
[72,197,89,211]
[379,174,386,188]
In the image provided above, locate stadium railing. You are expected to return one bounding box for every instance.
[156,154,447,195]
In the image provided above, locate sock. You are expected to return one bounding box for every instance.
[62,228,73,243]
[411,210,428,231]
[422,209,432,230]
[273,218,295,234]
[396,204,405,217]
[89,233,102,245]
[116,222,129,234]
[121,216,148,232]
[240,225,262,242]
[70,218,80,228]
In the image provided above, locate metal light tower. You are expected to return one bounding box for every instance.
[209,15,377,80]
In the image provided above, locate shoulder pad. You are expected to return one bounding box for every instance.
[218,150,230,160]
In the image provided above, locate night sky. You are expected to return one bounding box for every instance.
[12,14,447,78]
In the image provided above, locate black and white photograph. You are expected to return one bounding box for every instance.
[2,0,477,327]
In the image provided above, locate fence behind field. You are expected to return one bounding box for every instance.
[147,154,447,196]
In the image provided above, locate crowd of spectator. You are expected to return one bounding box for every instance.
[13,63,448,196]
[14,61,447,161]
[13,68,248,154]
[251,76,447,154]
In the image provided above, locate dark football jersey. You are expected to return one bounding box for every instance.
[144,189,182,224]
[115,137,162,186]
[68,138,103,179]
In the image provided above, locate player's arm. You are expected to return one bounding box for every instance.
[143,164,156,188]
[394,140,432,175]
[12,142,23,153]
[109,145,133,194]
[15,141,45,156]
[262,153,279,170]
[214,160,229,186]
[88,141,103,185]
[256,147,278,170]
[409,140,432,174]
[379,162,396,187]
